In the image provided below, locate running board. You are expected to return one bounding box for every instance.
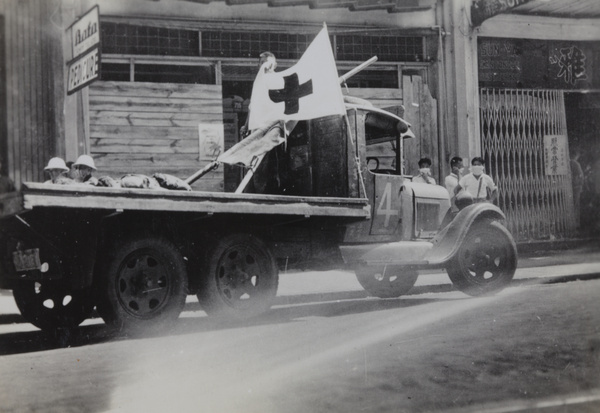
[339,241,433,267]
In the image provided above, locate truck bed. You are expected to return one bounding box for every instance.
[5,182,371,219]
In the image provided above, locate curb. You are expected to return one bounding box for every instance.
[517,237,599,255]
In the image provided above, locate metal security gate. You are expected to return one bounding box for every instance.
[479,89,576,241]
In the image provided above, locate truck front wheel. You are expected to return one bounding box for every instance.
[447,220,517,296]
[96,237,188,332]
[355,265,418,298]
[197,234,278,319]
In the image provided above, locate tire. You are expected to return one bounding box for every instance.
[13,280,94,332]
[7,230,94,332]
[355,265,419,298]
[447,220,517,296]
[96,236,188,332]
[197,234,278,319]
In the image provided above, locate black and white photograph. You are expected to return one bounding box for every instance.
[0,0,599,412]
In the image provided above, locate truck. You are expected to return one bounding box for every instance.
[0,98,517,334]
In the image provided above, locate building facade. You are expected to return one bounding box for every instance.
[1,0,599,241]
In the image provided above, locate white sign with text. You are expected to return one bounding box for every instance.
[71,5,100,58]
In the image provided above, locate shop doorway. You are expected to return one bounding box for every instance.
[479,88,577,241]
[565,92,600,237]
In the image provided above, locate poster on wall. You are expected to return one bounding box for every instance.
[198,123,224,161]
[543,135,569,175]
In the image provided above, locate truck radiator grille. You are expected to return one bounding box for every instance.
[415,202,439,238]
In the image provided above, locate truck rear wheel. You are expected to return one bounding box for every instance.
[197,234,278,319]
[355,265,418,298]
[96,237,188,332]
[447,220,517,296]
[13,281,94,332]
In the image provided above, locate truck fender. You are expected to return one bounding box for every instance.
[424,203,506,267]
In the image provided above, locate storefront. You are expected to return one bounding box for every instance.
[2,0,600,241]
[474,3,600,240]
[78,1,444,192]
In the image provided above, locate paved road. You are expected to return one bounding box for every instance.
[0,244,599,413]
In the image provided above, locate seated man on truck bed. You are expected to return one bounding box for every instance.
[72,155,99,186]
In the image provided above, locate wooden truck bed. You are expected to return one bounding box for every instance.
[8,182,371,219]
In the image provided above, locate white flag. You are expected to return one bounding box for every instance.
[248,27,346,130]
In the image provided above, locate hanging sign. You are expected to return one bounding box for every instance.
[67,47,100,95]
[70,5,100,58]
[66,5,100,95]
[543,135,568,175]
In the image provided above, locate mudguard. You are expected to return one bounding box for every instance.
[0,210,99,290]
[423,202,506,267]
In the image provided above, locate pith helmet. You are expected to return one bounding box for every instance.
[44,157,69,171]
[73,154,97,170]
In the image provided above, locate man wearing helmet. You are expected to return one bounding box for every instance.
[43,157,73,184]
[72,154,98,185]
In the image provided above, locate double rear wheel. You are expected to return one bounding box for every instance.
[197,234,278,319]
[96,236,188,332]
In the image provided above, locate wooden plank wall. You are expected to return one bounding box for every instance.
[88,81,224,191]
[402,76,439,180]
[0,0,62,189]
[346,88,402,109]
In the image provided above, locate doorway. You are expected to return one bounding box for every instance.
[565,92,600,236]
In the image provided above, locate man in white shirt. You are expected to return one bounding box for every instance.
[455,156,497,203]
[413,157,436,184]
[445,156,464,211]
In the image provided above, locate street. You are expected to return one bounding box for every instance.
[0,245,599,413]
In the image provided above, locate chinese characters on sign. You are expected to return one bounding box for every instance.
[549,46,587,86]
[471,0,533,27]
[543,135,568,176]
[478,38,597,89]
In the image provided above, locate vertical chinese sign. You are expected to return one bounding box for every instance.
[543,135,568,175]
[66,5,100,95]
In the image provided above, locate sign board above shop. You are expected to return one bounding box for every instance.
[66,5,100,95]
[478,38,599,90]
[471,0,533,27]
[67,47,100,95]
[70,5,99,58]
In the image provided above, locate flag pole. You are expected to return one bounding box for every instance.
[234,154,265,194]
[185,160,219,185]
[343,111,367,199]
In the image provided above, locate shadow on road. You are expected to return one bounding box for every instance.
[0,272,598,356]
[0,292,453,356]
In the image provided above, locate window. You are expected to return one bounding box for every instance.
[99,23,424,87]
[134,64,214,84]
[102,24,199,56]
